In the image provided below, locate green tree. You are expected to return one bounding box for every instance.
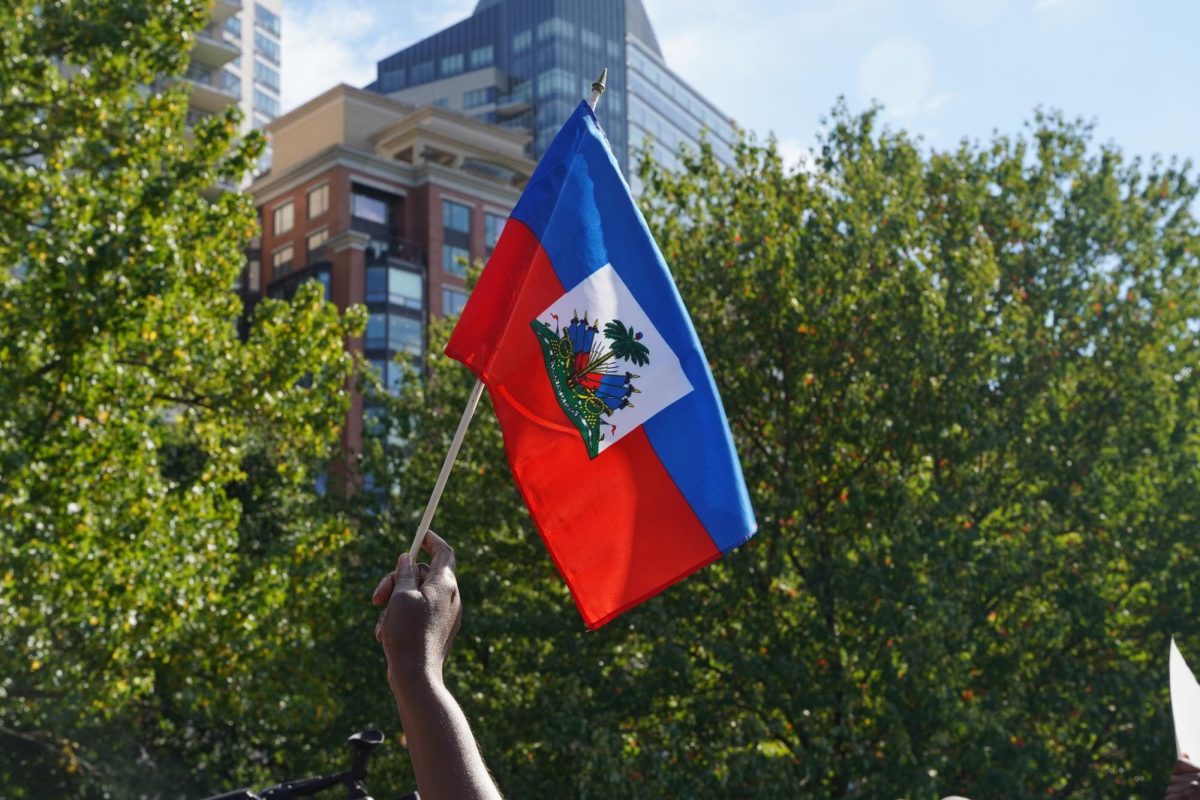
[0,1,362,795]
[363,104,1200,798]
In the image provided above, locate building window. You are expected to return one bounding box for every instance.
[440,53,464,77]
[442,199,470,234]
[271,244,293,275]
[307,183,329,218]
[443,244,470,277]
[463,87,496,109]
[254,59,280,92]
[222,69,241,94]
[536,17,575,42]
[366,266,423,310]
[469,45,493,69]
[255,3,281,36]
[272,201,294,234]
[485,213,505,254]
[369,358,404,394]
[366,313,423,355]
[411,61,434,84]
[380,67,406,92]
[254,88,280,116]
[314,270,331,300]
[536,67,575,99]
[512,30,531,52]
[255,31,280,64]
[581,29,601,50]
[352,193,389,224]
[443,287,468,316]
[433,97,449,109]
[247,258,261,293]
[223,14,242,38]
[307,228,329,260]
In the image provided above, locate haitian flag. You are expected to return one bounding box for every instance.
[445,100,756,628]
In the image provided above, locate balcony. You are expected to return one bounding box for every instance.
[268,261,331,302]
[181,64,240,114]
[495,81,532,117]
[192,26,240,69]
[350,218,427,269]
[210,0,242,24]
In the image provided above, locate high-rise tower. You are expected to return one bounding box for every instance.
[367,0,735,190]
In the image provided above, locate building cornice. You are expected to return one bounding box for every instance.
[330,230,371,253]
[251,144,525,210]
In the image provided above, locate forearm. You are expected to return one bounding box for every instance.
[395,675,503,800]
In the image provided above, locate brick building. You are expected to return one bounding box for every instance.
[242,84,534,455]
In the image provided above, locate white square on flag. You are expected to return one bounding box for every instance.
[1171,638,1200,762]
[534,264,694,456]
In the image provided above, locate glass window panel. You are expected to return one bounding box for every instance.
[254,59,280,92]
[255,3,281,36]
[388,315,422,354]
[442,199,470,233]
[366,267,387,302]
[254,88,279,116]
[443,287,468,316]
[255,31,280,63]
[352,193,388,224]
[512,30,531,52]
[485,213,505,252]
[536,17,574,42]
[307,184,328,218]
[306,228,328,259]
[411,61,434,84]
[389,269,423,309]
[440,53,463,76]
[442,244,469,277]
[365,314,386,348]
[469,45,493,69]
[463,87,496,109]
[271,244,293,275]
[272,201,293,234]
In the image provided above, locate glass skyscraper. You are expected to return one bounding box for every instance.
[366,0,735,187]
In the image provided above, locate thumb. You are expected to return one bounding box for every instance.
[392,552,420,594]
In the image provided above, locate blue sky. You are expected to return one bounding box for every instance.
[281,0,1199,170]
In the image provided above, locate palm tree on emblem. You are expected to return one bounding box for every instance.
[603,320,650,366]
[571,316,651,380]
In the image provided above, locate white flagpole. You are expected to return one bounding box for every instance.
[407,68,609,559]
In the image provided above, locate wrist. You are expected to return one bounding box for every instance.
[389,663,444,710]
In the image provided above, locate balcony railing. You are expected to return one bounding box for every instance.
[268,262,330,302]
[349,218,427,267]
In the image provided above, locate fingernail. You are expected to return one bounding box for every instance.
[398,553,412,566]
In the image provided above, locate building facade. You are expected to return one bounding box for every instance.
[244,84,533,454]
[366,0,735,190]
[187,0,283,155]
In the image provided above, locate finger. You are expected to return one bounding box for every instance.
[372,573,395,606]
[392,552,420,594]
[422,529,456,586]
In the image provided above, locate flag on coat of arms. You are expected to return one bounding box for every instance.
[445,100,756,628]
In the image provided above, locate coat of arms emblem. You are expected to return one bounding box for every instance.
[531,311,649,458]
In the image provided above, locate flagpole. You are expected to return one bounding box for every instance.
[589,67,607,111]
[406,67,609,560]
